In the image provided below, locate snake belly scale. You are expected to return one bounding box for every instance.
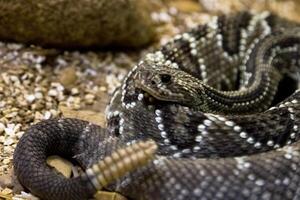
[13,11,300,200]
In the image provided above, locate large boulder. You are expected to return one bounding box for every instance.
[0,0,155,48]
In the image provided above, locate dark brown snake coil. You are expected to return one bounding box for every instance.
[13,11,300,200]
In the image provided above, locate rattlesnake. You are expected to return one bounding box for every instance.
[13,11,300,200]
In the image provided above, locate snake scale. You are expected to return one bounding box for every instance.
[13,11,300,199]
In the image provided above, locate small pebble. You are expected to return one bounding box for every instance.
[25,94,36,103]
[3,138,14,146]
[48,89,58,97]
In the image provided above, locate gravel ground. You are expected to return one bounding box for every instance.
[1,0,300,199]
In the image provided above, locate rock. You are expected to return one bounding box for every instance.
[12,191,39,200]
[169,0,202,13]
[58,67,78,88]
[94,191,128,200]
[0,0,156,49]
[0,188,12,195]
[0,192,12,199]
[46,156,73,178]
[0,172,13,188]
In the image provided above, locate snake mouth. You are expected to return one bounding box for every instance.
[135,80,184,102]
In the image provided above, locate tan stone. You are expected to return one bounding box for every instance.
[46,156,73,178]
[94,191,128,200]
[59,105,106,127]
[58,67,78,88]
[169,0,202,13]
[0,0,156,48]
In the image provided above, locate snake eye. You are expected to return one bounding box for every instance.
[160,74,171,84]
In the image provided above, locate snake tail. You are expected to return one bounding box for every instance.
[13,118,156,200]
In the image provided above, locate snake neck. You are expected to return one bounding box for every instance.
[190,67,278,114]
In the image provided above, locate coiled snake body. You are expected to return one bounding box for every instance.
[13,11,300,200]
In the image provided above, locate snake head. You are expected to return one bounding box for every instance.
[134,61,205,107]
